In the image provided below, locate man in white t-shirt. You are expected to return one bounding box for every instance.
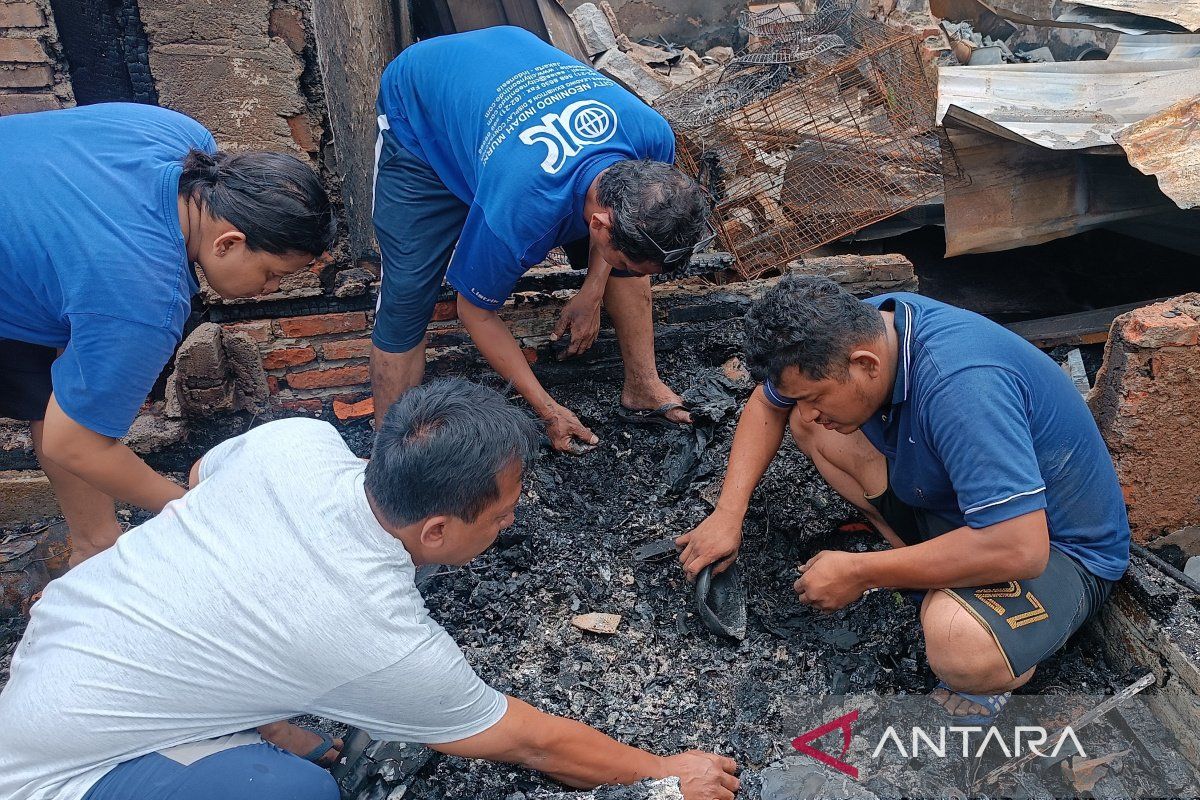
[0,379,739,800]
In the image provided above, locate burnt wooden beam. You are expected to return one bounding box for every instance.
[1004,299,1167,349]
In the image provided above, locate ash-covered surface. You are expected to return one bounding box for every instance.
[337,331,1131,799]
[0,328,1168,798]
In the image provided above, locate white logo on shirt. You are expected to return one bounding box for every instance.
[518,100,618,174]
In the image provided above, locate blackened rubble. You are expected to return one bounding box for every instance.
[0,321,1169,798]
[331,325,1130,800]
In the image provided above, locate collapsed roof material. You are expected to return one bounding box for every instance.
[935,31,1200,254]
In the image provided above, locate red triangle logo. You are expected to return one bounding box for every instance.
[792,709,859,779]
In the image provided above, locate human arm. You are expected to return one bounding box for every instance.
[40,394,184,512]
[794,511,1051,611]
[432,696,739,799]
[796,366,1052,610]
[676,387,791,579]
[456,294,597,452]
[550,239,613,360]
[38,315,187,511]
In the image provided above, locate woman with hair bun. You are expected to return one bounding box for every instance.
[0,102,336,564]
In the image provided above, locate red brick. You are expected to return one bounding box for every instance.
[262,346,316,370]
[268,7,307,54]
[0,91,58,115]
[0,64,50,88]
[0,3,45,27]
[279,398,323,415]
[286,364,370,390]
[278,312,367,338]
[310,253,334,276]
[333,397,375,420]
[223,320,272,344]
[267,375,281,394]
[321,338,372,361]
[431,300,457,322]
[1121,302,1200,349]
[0,38,48,64]
[286,113,318,154]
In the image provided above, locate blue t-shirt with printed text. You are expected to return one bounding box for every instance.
[0,103,215,438]
[765,293,1130,581]
[377,26,675,309]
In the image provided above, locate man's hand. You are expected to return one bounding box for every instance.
[662,750,740,800]
[676,507,745,581]
[551,291,602,360]
[793,550,869,612]
[543,403,599,453]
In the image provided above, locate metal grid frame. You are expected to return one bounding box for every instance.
[655,8,946,279]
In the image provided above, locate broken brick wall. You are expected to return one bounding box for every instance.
[1089,295,1200,543]
[138,0,321,156]
[0,0,74,116]
[139,0,359,278]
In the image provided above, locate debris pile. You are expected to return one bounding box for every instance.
[652,5,945,278]
[370,325,1155,799]
[940,19,1053,63]
[568,2,729,102]
[932,0,1200,255]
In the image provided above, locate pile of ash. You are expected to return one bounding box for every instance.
[0,324,1142,799]
[370,330,1128,799]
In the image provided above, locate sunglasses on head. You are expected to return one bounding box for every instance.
[636,220,719,267]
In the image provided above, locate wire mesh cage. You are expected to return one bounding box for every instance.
[655,7,946,279]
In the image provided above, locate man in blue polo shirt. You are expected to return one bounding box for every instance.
[676,275,1130,720]
[370,26,711,451]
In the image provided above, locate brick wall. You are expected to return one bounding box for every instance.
[0,0,73,116]
[217,298,536,422]
[137,0,321,156]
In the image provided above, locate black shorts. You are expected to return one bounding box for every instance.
[0,338,56,421]
[868,486,1114,677]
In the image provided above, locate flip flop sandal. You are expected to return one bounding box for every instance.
[300,729,338,763]
[933,681,1011,726]
[617,402,690,427]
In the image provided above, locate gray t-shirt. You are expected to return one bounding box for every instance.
[0,418,507,800]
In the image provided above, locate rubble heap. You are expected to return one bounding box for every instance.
[653,6,945,278]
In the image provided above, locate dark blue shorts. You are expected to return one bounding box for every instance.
[371,126,469,354]
[83,743,337,800]
[868,486,1114,677]
[371,126,637,354]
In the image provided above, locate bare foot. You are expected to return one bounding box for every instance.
[621,379,693,424]
[258,721,343,766]
[930,686,989,718]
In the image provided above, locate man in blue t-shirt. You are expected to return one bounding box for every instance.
[371,26,711,451]
[677,276,1130,721]
[0,103,334,566]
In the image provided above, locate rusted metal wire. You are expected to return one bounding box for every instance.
[656,9,947,279]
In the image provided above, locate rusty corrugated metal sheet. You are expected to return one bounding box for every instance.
[937,59,1200,151]
[950,0,1197,33]
[1114,96,1200,208]
[1109,33,1200,59]
[936,45,1200,254]
[1068,0,1200,33]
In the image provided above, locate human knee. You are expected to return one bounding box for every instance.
[922,593,1012,692]
[242,751,339,800]
[788,410,821,455]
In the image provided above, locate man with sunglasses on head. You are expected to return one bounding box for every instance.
[370,26,712,452]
